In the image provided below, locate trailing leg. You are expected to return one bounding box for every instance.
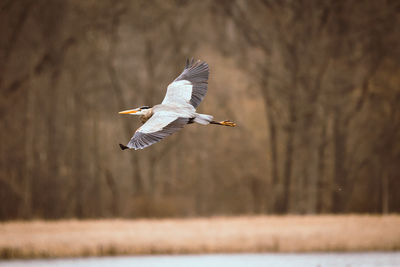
[210,120,236,127]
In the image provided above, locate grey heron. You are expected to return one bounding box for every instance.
[118,59,236,150]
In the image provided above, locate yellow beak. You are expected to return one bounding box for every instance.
[118,109,138,114]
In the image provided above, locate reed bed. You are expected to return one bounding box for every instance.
[0,215,399,259]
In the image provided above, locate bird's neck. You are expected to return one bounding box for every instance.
[140,109,153,124]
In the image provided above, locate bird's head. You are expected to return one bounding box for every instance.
[118,106,152,116]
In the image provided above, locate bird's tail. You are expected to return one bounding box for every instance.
[194,114,213,125]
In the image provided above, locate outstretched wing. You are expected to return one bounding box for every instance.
[162,59,209,109]
[120,111,189,150]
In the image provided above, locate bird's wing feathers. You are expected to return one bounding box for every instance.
[162,59,209,108]
[125,111,189,150]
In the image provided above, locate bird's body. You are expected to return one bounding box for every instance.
[119,59,236,150]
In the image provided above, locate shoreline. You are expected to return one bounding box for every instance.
[1,215,399,259]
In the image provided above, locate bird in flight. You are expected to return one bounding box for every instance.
[118,59,236,150]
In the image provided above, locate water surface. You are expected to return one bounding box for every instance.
[1,252,400,267]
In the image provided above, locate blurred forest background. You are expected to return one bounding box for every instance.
[0,0,399,220]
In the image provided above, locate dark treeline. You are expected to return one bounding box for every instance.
[0,0,399,220]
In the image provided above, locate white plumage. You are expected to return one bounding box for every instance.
[137,111,180,134]
[162,80,193,106]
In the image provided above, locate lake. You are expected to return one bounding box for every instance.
[1,252,400,267]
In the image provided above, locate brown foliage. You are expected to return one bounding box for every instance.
[0,0,399,219]
[1,215,400,259]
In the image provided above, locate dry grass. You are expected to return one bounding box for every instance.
[0,215,399,259]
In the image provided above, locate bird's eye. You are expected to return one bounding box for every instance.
[140,106,150,109]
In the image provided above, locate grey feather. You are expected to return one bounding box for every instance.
[174,59,209,108]
[126,117,189,150]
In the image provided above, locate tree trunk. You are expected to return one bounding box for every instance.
[281,103,295,213]
[332,111,346,213]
